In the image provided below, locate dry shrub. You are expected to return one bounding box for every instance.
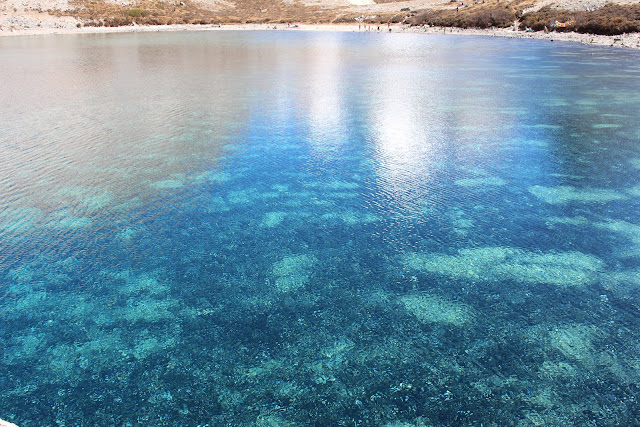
[520,4,640,35]
[126,8,143,17]
[140,16,168,24]
[410,6,513,29]
[62,0,225,27]
[466,8,513,28]
[331,15,357,24]
[409,10,445,27]
[104,16,133,26]
[519,7,576,31]
[245,18,268,23]
[574,4,640,35]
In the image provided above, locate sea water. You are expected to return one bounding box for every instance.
[1,30,640,425]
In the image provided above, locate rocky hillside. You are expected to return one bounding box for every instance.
[410,0,640,35]
[1,0,639,34]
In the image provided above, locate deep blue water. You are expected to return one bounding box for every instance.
[1,30,640,426]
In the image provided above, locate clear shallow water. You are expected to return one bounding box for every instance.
[1,31,640,425]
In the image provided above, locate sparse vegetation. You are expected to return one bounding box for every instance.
[410,6,515,29]
[58,0,222,27]
[407,1,640,35]
[126,8,144,18]
[47,0,640,36]
[57,0,342,27]
[519,4,640,35]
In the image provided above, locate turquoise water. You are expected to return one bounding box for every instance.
[1,30,640,425]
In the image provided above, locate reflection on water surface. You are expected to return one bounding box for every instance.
[1,31,640,425]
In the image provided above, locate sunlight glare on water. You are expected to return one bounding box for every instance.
[1,30,640,425]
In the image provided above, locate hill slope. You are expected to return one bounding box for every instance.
[1,0,639,35]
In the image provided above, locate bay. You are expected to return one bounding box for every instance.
[1,31,640,425]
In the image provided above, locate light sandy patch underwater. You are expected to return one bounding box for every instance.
[261,211,287,228]
[455,176,506,187]
[529,185,627,204]
[401,294,473,327]
[403,246,604,287]
[272,254,317,292]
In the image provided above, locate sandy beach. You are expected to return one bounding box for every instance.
[1,21,639,50]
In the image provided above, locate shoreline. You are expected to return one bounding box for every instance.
[0,21,639,50]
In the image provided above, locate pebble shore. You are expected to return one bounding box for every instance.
[1,20,639,51]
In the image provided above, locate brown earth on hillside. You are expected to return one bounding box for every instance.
[55,0,343,26]
[520,3,640,34]
[408,1,640,35]
[2,0,640,35]
[51,0,640,35]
